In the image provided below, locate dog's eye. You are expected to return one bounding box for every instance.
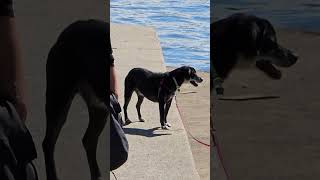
[261,39,277,52]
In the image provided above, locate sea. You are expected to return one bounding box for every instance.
[214,0,320,32]
[111,0,210,72]
[111,0,320,72]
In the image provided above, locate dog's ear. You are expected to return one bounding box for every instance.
[250,22,260,54]
[256,19,279,54]
[258,20,277,44]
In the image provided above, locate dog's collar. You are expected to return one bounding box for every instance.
[172,77,180,92]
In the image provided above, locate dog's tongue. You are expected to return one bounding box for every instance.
[190,81,198,87]
[256,60,282,79]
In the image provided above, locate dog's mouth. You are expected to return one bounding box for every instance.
[190,77,203,87]
[256,60,282,79]
[190,81,199,87]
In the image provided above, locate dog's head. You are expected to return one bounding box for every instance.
[253,19,298,79]
[175,66,203,86]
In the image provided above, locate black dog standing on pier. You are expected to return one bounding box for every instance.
[211,13,298,94]
[43,20,109,180]
[123,66,203,129]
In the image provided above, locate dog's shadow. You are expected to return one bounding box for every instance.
[123,127,172,137]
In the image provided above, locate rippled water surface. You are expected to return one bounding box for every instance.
[214,0,320,32]
[111,1,319,71]
[111,0,210,71]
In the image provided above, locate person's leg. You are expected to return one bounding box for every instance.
[0,0,27,122]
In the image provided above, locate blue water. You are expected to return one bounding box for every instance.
[111,0,319,72]
[214,0,320,32]
[111,0,210,72]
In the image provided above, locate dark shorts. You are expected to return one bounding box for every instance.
[0,100,37,165]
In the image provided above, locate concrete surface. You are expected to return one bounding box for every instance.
[213,29,320,180]
[15,1,108,180]
[110,24,200,180]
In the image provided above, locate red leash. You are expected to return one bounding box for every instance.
[174,96,210,148]
[175,94,230,179]
[212,131,231,180]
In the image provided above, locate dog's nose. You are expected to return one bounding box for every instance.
[291,53,299,65]
[290,50,299,61]
[199,77,203,82]
[293,53,299,60]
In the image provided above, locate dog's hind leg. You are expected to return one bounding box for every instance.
[164,99,173,127]
[136,95,145,122]
[80,84,107,180]
[42,87,75,180]
[82,106,107,180]
[123,82,134,125]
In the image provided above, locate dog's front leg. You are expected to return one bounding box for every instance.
[164,98,173,127]
[159,100,167,129]
[213,77,224,95]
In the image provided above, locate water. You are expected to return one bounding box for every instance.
[111,1,319,71]
[214,0,320,32]
[111,0,210,72]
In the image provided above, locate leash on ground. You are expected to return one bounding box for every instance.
[218,95,280,101]
[212,63,231,179]
[175,92,230,178]
[111,171,118,180]
[211,129,230,180]
[174,95,210,148]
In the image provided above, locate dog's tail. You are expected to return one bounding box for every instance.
[123,71,136,100]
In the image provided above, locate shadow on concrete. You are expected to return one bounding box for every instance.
[123,127,172,137]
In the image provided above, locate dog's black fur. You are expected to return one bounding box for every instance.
[211,13,298,94]
[123,66,203,129]
[42,20,109,180]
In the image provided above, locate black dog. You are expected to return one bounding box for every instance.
[42,20,109,180]
[211,13,298,94]
[123,66,203,129]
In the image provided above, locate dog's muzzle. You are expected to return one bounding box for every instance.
[273,46,299,67]
[190,76,203,87]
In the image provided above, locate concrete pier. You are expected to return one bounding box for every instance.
[110,24,200,180]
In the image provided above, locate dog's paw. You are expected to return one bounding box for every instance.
[161,125,170,130]
[92,177,103,180]
[216,87,224,95]
[139,117,145,122]
[165,122,172,127]
[124,119,132,126]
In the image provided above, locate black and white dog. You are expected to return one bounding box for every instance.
[123,66,203,129]
[211,13,298,94]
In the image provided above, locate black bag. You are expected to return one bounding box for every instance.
[0,101,38,180]
[110,94,128,170]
